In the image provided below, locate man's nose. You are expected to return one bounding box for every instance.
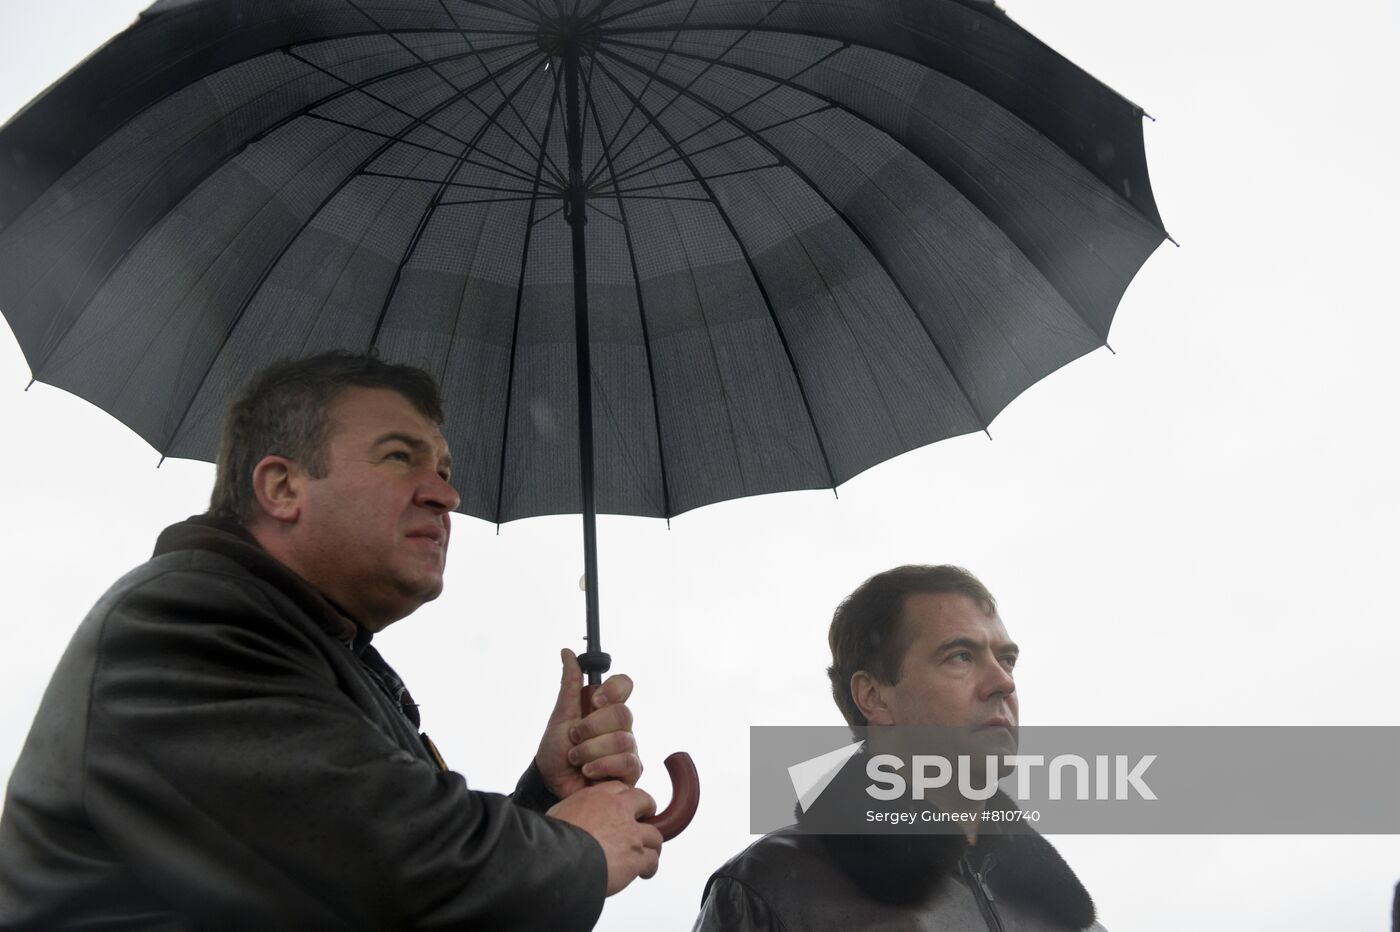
[980,660,1016,701]
[418,472,461,513]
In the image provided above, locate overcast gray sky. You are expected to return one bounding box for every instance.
[2,1,1397,929]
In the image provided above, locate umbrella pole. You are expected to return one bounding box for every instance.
[558,39,699,843]
[563,41,609,689]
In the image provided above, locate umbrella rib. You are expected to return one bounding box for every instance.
[492,14,565,526]
[584,78,674,519]
[303,113,541,189]
[595,0,721,29]
[588,0,634,23]
[584,0,703,190]
[367,56,547,354]
[595,194,711,203]
[285,45,553,190]
[433,0,570,187]
[586,0,798,190]
[601,104,833,191]
[284,27,541,51]
[302,113,473,163]
[284,41,530,161]
[154,59,545,454]
[438,196,543,206]
[290,15,564,191]
[361,170,537,196]
[608,164,783,195]
[596,34,843,184]
[586,203,623,225]
[599,47,990,430]
[594,54,841,493]
[531,205,566,227]
[435,0,541,30]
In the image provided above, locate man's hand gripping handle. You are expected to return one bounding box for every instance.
[581,684,699,840]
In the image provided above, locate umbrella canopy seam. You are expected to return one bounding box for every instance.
[582,66,681,519]
[25,40,542,385]
[493,69,561,526]
[591,53,840,494]
[156,56,546,455]
[601,35,1144,344]
[594,46,991,434]
[365,48,546,354]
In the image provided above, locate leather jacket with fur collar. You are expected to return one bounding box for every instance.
[694,756,1104,931]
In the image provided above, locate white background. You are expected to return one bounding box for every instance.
[2,1,1397,929]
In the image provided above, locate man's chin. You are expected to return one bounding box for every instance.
[385,577,446,618]
[969,725,1018,756]
[415,578,446,604]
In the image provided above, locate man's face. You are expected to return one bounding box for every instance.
[870,592,1019,750]
[287,386,459,630]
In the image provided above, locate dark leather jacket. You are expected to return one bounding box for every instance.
[0,516,605,930]
[695,765,1104,932]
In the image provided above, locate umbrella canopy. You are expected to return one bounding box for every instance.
[0,0,1166,528]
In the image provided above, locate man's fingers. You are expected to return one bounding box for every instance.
[579,751,643,785]
[637,824,663,879]
[559,648,583,688]
[569,729,639,769]
[591,672,633,709]
[571,701,633,744]
[544,783,663,895]
[627,786,658,821]
[548,648,584,721]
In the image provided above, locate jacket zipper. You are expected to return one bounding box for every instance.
[960,852,1005,932]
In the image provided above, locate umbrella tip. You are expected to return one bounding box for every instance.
[666,518,672,530]
[984,429,993,441]
[832,487,840,501]
[24,378,35,392]
[1105,343,1117,356]
[1166,233,1181,247]
[157,455,166,469]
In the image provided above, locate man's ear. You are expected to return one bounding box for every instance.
[250,455,305,524]
[851,671,895,726]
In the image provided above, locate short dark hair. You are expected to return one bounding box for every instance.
[209,351,444,522]
[827,565,998,727]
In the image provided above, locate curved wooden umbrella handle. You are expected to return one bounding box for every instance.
[643,752,699,841]
[581,685,699,841]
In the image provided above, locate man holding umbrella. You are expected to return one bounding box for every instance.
[695,565,1105,931]
[0,351,661,929]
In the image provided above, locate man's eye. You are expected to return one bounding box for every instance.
[1002,655,1018,670]
[949,651,973,664]
[386,451,411,462]
[438,471,452,482]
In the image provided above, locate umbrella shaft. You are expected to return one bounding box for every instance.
[575,204,603,686]
[564,43,608,686]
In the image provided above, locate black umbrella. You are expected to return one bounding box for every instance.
[0,0,1167,838]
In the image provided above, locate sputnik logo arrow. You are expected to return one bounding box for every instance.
[788,739,865,812]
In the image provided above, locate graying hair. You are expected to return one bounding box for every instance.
[209,352,444,522]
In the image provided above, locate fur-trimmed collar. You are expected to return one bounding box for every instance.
[797,756,1097,929]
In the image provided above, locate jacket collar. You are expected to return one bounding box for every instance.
[796,754,1097,928]
[154,513,367,650]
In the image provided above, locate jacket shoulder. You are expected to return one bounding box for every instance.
[87,547,340,658]
[697,831,864,932]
